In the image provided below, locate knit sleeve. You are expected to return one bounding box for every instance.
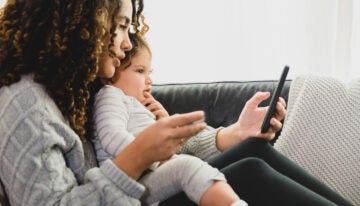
[93,86,136,158]
[0,84,145,205]
[178,126,222,161]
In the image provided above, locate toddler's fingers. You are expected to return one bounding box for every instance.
[146,102,160,111]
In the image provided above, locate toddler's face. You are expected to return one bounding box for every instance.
[112,48,153,102]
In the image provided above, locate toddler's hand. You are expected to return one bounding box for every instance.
[142,92,169,120]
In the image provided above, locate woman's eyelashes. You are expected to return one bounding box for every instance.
[115,16,131,32]
[118,24,129,31]
[117,19,130,30]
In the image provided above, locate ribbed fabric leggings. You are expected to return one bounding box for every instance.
[159,138,353,206]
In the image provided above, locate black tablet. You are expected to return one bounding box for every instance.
[261,66,289,133]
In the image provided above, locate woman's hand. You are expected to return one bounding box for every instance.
[142,92,169,120]
[216,92,286,151]
[113,111,206,180]
[236,91,286,139]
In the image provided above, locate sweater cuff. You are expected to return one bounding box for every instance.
[195,127,223,160]
[100,160,145,198]
[179,126,222,161]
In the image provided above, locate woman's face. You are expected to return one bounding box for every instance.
[98,0,133,79]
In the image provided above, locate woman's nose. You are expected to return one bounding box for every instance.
[122,34,133,51]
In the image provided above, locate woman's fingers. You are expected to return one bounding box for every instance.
[160,111,207,148]
[245,92,271,109]
[165,111,205,128]
[273,99,287,121]
[278,97,286,108]
[270,117,283,132]
[173,120,207,140]
[141,111,206,159]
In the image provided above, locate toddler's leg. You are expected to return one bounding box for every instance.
[140,154,244,206]
[200,180,248,206]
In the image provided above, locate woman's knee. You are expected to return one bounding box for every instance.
[227,138,269,159]
[237,157,268,171]
[241,137,268,150]
[226,157,277,183]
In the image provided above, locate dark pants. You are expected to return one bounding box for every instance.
[160,138,353,206]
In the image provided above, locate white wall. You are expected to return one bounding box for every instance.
[143,0,360,83]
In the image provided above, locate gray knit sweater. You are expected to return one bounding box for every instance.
[0,75,145,205]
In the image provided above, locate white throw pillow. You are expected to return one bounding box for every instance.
[274,75,360,205]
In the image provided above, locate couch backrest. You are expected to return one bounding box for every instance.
[0,179,9,206]
[152,80,291,128]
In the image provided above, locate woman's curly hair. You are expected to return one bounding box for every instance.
[0,0,144,141]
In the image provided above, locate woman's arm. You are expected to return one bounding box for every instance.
[179,92,287,159]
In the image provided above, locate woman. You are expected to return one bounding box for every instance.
[0,0,351,205]
[0,0,206,205]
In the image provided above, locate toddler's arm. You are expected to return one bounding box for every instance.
[94,86,136,157]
